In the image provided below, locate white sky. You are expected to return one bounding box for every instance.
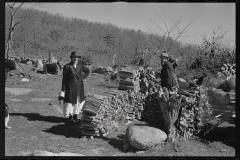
[21,3,235,46]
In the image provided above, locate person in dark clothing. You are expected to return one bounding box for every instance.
[5,59,17,129]
[168,56,178,70]
[159,51,177,90]
[60,51,90,123]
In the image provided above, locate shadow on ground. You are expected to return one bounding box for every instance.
[199,126,235,148]
[10,113,66,123]
[102,135,125,152]
[43,122,83,139]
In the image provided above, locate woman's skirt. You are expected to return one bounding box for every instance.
[63,96,85,117]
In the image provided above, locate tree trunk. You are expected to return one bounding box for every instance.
[6,16,14,59]
[6,3,24,59]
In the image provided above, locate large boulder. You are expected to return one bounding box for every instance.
[126,125,167,150]
[212,89,230,109]
[217,81,231,92]
[226,75,235,90]
[202,72,226,88]
[229,90,235,101]
[178,78,190,89]
[216,74,235,92]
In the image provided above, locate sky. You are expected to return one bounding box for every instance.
[21,3,235,46]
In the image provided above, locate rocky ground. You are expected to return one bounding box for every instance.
[5,63,236,156]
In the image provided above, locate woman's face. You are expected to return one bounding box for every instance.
[71,57,80,64]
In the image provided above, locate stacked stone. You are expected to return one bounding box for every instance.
[118,65,143,92]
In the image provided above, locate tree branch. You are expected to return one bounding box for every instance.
[13,3,24,16]
[160,14,169,33]
[150,20,166,35]
[7,3,14,9]
[167,17,197,51]
[166,16,182,34]
[178,33,199,38]
[12,21,22,30]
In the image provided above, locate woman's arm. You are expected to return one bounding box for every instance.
[82,65,90,80]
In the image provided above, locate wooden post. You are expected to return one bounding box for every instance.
[49,51,52,63]
[112,54,116,66]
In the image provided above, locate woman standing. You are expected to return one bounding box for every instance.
[60,51,90,123]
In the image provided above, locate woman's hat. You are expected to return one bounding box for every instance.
[70,51,81,58]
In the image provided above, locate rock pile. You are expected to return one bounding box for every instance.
[9,55,37,65]
[202,64,235,111]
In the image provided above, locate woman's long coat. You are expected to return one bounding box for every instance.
[160,61,176,90]
[61,62,90,104]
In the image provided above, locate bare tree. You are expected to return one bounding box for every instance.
[149,15,198,57]
[5,2,24,59]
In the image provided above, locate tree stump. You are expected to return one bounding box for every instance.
[158,89,182,142]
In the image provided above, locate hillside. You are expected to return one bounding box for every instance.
[5,6,190,66]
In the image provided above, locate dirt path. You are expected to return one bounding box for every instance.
[5,87,34,95]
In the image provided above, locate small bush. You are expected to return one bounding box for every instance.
[177,29,235,81]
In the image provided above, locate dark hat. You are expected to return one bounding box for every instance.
[160,51,169,58]
[70,51,81,58]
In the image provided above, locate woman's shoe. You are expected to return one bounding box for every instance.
[72,114,80,122]
[66,115,74,124]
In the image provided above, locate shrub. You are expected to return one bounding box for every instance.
[177,29,235,81]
